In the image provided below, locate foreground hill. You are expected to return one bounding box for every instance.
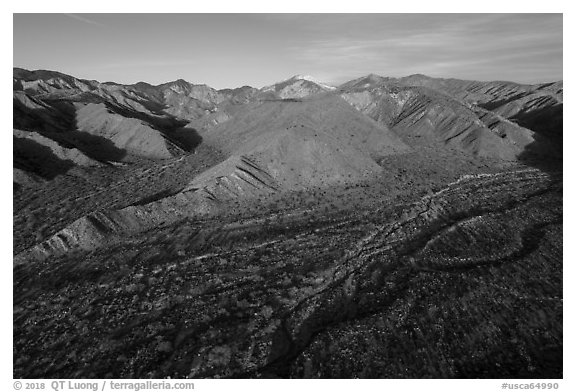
[15,94,410,263]
[195,94,409,194]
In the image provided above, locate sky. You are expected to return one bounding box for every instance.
[13,13,563,89]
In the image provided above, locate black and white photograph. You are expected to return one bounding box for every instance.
[9,4,567,385]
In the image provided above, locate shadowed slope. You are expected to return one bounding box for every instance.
[13,91,71,133]
[14,136,77,181]
[74,103,179,160]
[14,129,102,168]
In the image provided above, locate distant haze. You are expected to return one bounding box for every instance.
[13,13,562,89]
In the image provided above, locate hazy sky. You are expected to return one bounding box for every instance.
[13,13,562,89]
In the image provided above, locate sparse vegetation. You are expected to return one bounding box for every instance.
[13,154,562,378]
[13,67,562,379]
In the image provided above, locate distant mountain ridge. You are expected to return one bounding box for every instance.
[13,67,562,176]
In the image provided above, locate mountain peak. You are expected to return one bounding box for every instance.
[291,74,317,81]
[284,75,336,90]
[404,73,432,80]
[170,78,191,86]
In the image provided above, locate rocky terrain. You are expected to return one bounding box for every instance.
[338,75,559,161]
[13,68,562,379]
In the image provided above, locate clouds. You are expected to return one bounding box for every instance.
[14,14,562,87]
[96,59,198,70]
[63,14,109,28]
[281,14,562,84]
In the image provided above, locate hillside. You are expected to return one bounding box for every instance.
[12,68,260,165]
[338,74,559,161]
[196,94,408,192]
[397,74,563,145]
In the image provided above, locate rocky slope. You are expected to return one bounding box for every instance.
[13,68,260,167]
[398,74,563,143]
[338,74,558,161]
[73,103,178,160]
[198,94,409,192]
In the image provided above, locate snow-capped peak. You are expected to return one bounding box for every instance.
[261,74,337,93]
[291,74,316,82]
[288,75,336,90]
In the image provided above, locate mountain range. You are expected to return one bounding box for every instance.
[14,67,562,178]
[13,68,562,261]
[12,67,563,378]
